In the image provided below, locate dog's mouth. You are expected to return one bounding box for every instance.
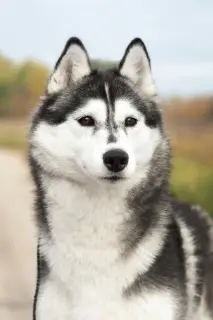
[100,176,126,183]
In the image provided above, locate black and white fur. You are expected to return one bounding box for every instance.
[29,37,213,320]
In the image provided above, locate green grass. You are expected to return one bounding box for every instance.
[171,155,213,214]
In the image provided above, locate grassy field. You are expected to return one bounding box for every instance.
[0,118,213,215]
[171,155,213,214]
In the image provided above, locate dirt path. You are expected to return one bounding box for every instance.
[0,149,36,320]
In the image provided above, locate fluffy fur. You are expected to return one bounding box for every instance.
[29,37,213,320]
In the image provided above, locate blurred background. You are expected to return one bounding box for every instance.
[0,0,213,319]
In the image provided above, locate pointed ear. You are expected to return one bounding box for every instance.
[119,38,157,98]
[47,37,92,94]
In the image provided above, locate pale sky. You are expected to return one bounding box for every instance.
[1,0,213,97]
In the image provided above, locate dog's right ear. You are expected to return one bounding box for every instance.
[47,37,92,94]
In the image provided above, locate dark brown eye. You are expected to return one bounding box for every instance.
[77,116,95,127]
[125,117,138,127]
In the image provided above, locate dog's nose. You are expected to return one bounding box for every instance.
[103,149,129,172]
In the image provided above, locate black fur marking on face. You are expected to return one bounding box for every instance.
[103,81,117,141]
[31,93,65,127]
[32,68,162,131]
[143,101,162,129]
[107,133,117,143]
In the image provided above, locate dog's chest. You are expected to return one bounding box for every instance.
[45,223,176,320]
[67,267,175,320]
[67,287,175,320]
[43,270,176,320]
[42,181,176,319]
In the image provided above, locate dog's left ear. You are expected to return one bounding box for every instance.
[47,37,91,94]
[119,38,157,98]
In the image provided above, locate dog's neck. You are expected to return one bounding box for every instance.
[37,169,170,254]
[40,172,128,245]
[36,170,171,294]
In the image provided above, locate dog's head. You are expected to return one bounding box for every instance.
[30,37,170,187]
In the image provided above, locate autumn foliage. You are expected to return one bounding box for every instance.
[0,53,49,118]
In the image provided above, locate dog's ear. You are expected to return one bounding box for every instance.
[47,37,91,94]
[119,38,157,98]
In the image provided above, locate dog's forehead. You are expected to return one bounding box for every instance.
[79,73,129,96]
[60,70,141,115]
[35,69,161,128]
[73,92,138,119]
[73,98,108,119]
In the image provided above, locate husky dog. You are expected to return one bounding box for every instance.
[29,37,213,320]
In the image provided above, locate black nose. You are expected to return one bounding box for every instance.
[103,149,129,172]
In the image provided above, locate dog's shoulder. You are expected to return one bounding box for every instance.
[171,198,213,317]
[172,199,213,252]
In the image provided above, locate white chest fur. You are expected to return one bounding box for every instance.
[38,279,176,320]
[37,177,176,320]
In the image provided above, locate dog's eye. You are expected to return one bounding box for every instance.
[125,117,138,127]
[77,116,95,127]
